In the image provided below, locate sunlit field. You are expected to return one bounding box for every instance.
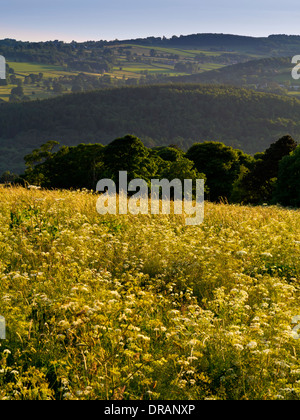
[0,62,75,102]
[1,187,300,400]
[7,61,74,78]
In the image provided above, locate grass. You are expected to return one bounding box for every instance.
[1,187,300,400]
[0,62,75,102]
[120,45,221,58]
[0,82,64,102]
[7,61,74,78]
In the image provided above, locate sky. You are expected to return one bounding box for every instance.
[1,0,300,42]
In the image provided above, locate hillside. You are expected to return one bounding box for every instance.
[0,36,255,103]
[4,33,300,103]
[167,57,300,94]
[1,84,300,174]
[110,33,300,56]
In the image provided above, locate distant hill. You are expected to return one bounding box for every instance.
[3,33,300,103]
[166,56,299,93]
[1,83,300,174]
[0,35,256,103]
[112,33,300,55]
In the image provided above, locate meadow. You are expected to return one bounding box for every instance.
[1,187,300,400]
[0,62,75,102]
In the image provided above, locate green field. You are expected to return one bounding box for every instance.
[0,62,76,102]
[7,61,74,78]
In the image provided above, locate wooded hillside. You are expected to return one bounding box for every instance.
[1,83,300,174]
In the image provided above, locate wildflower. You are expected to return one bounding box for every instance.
[260,252,273,258]
[10,370,19,376]
[236,251,247,256]
[58,320,70,329]
[57,334,66,341]
[124,308,133,314]
[291,330,300,340]
[178,379,187,388]
[109,290,120,298]
[188,339,198,347]
[75,390,83,396]
[234,344,244,351]
[292,315,300,324]
[137,334,151,342]
[246,341,258,349]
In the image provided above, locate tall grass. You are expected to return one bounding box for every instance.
[1,187,300,399]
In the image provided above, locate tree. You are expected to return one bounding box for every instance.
[45,143,105,189]
[186,142,241,201]
[23,141,60,185]
[102,135,161,188]
[154,146,184,162]
[24,141,60,170]
[53,82,64,93]
[23,142,104,189]
[0,171,18,184]
[71,83,83,92]
[234,135,297,203]
[159,156,208,197]
[255,134,295,176]
[10,85,24,97]
[272,145,300,206]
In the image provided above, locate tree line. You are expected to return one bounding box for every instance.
[110,33,300,55]
[0,39,114,72]
[3,133,298,207]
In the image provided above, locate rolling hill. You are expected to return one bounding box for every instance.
[166,56,300,93]
[0,34,260,103]
[1,83,300,174]
[4,32,300,104]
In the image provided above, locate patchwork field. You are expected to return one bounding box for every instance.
[1,187,300,400]
[7,61,73,78]
[0,44,239,101]
[0,62,75,101]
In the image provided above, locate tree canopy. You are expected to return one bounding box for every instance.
[11,134,300,209]
[186,142,242,201]
[231,135,297,204]
[272,145,300,207]
[21,136,206,194]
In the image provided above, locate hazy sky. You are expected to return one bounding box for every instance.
[1,0,300,42]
